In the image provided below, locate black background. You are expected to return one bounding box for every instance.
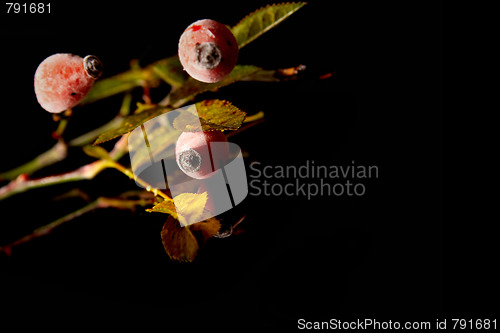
[0,0,458,329]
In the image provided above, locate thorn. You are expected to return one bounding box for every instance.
[51,131,61,140]
[319,72,335,80]
[63,109,73,117]
[214,214,247,238]
[276,64,306,77]
[1,246,12,257]
[15,173,29,182]
[233,214,247,229]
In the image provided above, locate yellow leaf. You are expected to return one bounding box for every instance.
[173,192,208,226]
[145,199,179,220]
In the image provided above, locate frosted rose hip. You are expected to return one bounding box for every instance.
[175,130,229,179]
[34,53,102,113]
[178,19,239,83]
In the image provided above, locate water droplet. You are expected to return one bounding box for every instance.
[146,186,151,192]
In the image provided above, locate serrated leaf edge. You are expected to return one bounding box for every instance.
[232,2,307,48]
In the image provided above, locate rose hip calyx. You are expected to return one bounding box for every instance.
[195,42,222,70]
[177,148,202,173]
[175,130,229,179]
[83,55,103,79]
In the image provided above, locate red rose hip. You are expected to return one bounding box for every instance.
[175,130,229,179]
[34,53,102,113]
[178,19,239,83]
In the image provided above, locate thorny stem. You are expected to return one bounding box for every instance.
[0,134,171,202]
[0,196,154,256]
[0,136,127,201]
[0,140,68,181]
[0,159,112,201]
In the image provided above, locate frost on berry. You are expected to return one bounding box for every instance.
[34,53,101,113]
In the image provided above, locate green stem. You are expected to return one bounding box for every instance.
[107,160,172,202]
[0,140,68,181]
[51,108,72,140]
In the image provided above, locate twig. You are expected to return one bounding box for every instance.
[0,140,68,181]
[0,159,112,201]
[0,196,154,256]
[0,134,170,203]
[0,135,128,201]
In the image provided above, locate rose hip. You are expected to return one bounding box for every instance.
[178,19,238,83]
[175,130,229,179]
[34,53,102,113]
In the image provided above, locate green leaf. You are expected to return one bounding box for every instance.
[82,145,111,160]
[173,99,247,132]
[152,56,188,88]
[168,65,260,104]
[231,2,307,49]
[93,105,170,145]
